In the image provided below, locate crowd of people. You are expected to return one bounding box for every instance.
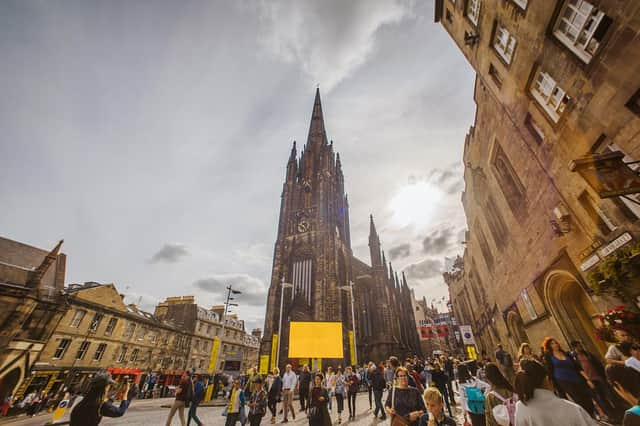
[215,333,639,426]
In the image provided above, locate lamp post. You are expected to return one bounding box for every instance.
[340,281,357,366]
[277,277,293,369]
[213,285,241,375]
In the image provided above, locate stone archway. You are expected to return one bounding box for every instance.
[506,311,528,347]
[543,270,606,355]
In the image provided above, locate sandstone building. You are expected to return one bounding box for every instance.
[260,90,421,368]
[29,283,192,398]
[0,237,66,402]
[436,0,640,357]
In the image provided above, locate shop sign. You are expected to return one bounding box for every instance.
[597,232,632,258]
[459,325,476,345]
[580,253,601,272]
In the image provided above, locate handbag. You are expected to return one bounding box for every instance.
[239,406,247,425]
[390,386,410,426]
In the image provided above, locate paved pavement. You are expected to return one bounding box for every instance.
[0,392,466,426]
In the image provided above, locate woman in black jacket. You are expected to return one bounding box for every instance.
[267,368,282,424]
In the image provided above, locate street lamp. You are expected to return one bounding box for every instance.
[277,277,293,368]
[339,281,357,366]
[212,286,241,375]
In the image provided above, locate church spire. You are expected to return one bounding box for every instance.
[306,88,328,151]
[368,214,382,267]
[286,140,297,182]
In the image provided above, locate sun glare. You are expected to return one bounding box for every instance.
[390,182,443,228]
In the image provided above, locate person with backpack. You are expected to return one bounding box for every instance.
[371,363,387,420]
[514,360,597,426]
[345,366,359,420]
[187,375,206,426]
[484,363,517,426]
[457,363,490,426]
[333,369,346,424]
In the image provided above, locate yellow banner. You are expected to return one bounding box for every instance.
[270,334,278,371]
[348,331,355,366]
[465,345,478,360]
[312,358,322,372]
[259,355,270,375]
[208,337,220,374]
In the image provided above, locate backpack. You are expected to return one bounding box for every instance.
[489,391,516,426]
[465,382,485,415]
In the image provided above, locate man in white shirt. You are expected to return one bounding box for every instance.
[605,329,632,366]
[281,364,297,422]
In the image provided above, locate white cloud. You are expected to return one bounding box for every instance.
[193,273,268,307]
[257,0,414,91]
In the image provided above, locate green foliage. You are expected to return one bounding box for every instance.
[586,241,640,303]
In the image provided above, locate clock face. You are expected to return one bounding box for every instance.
[297,220,310,233]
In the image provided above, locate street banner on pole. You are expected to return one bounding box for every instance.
[208,336,220,374]
[259,355,269,375]
[348,331,355,366]
[270,334,278,371]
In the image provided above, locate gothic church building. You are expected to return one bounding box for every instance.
[260,90,421,368]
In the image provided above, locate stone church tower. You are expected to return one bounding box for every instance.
[260,90,421,368]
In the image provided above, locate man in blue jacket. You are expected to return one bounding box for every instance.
[188,375,207,426]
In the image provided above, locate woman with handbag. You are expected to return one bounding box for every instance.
[384,367,426,426]
[307,373,331,426]
[224,379,246,426]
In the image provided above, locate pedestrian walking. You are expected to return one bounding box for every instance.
[385,366,426,426]
[541,337,595,417]
[334,368,346,423]
[458,362,490,426]
[224,379,247,426]
[69,373,137,426]
[514,360,597,425]
[187,375,206,426]
[346,366,359,420]
[267,368,282,424]
[484,363,517,426]
[570,340,620,422]
[495,344,515,385]
[307,373,331,426]
[429,362,452,417]
[281,364,297,422]
[384,361,395,389]
[371,363,387,420]
[166,373,193,426]
[248,377,268,426]
[365,362,374,410]
[443,357,456,406]
[323,367,336,412]
[299,364,312,412]
[516,343,538,371]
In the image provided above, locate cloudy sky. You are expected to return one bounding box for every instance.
[0,0,475,332]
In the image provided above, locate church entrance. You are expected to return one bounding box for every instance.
[543,270,606,356]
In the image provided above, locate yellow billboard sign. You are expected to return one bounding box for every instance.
[288,322,343,359]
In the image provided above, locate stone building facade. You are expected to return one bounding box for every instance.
[29,283,192,397]
[436,0,640,358]
[0,237,67,401]
[260,90,422,369]
[154,297,260,376]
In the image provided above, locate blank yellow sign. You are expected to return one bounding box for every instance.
[288,322,344,358]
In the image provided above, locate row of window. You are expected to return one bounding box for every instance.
[54,339,108,361]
